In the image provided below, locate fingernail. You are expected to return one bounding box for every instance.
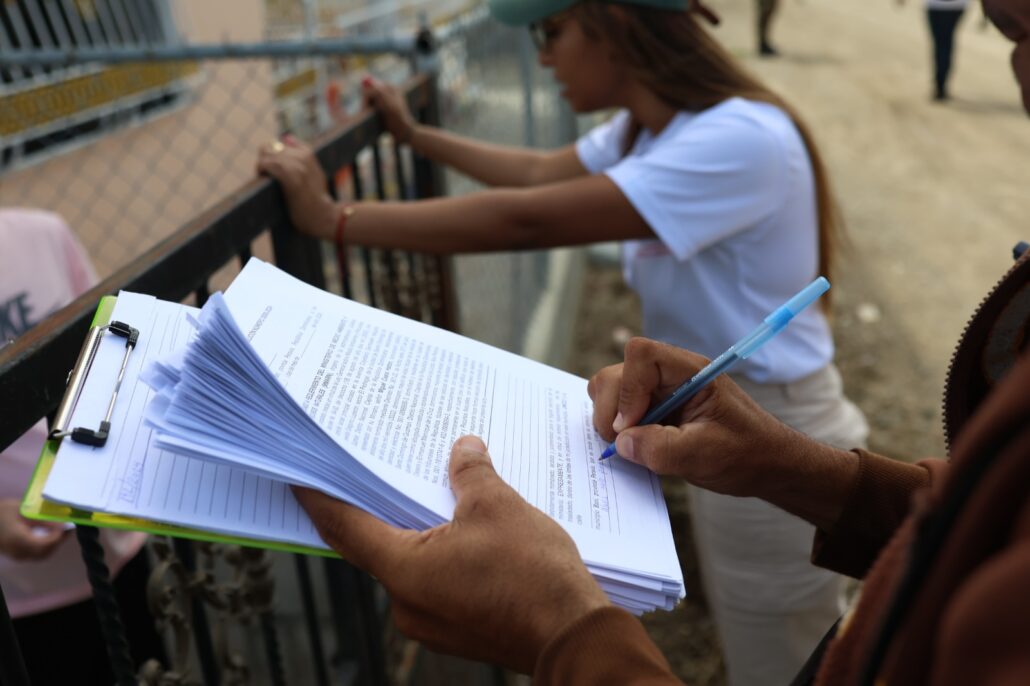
[612,412,626,433]
[361,76,373,87]
[456,435,487,455]
[615,434,635,461]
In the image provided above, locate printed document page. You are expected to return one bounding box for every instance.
[218,260,679,578]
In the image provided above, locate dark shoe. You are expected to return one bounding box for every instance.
[759,41,779,57]
[933,87,949,102]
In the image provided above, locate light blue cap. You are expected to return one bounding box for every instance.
[487,0,690,26]
[735,277,830,360]
[764,277,830,331]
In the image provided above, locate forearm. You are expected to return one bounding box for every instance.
[334,191,541,254]
[409,125,563,188]
[749,425,863,532]
[325,174,647,253]
[752,427,931,540]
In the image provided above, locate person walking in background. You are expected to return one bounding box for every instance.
[0,209,164,684]
[925,0,969,100]
[257,1,869,683]
[758,0,782,56]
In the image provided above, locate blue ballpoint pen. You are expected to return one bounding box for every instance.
[599,276,831,460]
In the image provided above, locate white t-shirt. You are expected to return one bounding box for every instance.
[576,98,833,384]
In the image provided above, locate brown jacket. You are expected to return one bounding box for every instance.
[534,351,1030,685]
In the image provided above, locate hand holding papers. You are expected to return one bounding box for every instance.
[294,435,612,674]
[42,259,684,613]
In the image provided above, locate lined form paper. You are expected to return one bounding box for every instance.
[42,293,326,549]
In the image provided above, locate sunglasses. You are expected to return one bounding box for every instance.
[528,11,573,51]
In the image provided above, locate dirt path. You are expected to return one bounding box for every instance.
[567,2,1028,683]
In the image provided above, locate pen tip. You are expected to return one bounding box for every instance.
[599,446,615,460]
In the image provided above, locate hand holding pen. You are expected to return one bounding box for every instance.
[587,277,860,530]
[593,277,830,459]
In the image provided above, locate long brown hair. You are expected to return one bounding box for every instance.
[571,1,842,299]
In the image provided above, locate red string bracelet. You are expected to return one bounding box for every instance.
[335,203,355,284]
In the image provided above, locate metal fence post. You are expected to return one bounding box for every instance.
[270,223,329,291]
[411,73,458,333]
[172,538,222,686]
[293,554,331,686]
[322,558,387,686]
[0,584,29,686]
[517,30,537,148]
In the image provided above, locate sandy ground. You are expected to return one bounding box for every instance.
[565,0,1029,683]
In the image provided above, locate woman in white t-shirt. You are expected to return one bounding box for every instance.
[258,1,867,683]
[925,0,970,100]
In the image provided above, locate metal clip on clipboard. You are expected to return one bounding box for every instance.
[49,320,139,448]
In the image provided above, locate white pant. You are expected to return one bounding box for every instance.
[688,364,868,686]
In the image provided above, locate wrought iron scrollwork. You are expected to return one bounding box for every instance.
[141,538,283,685]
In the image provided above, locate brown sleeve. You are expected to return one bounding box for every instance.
[534,606,683,686]
[811,449,935,578]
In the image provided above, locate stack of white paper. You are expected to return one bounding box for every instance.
[47,259,685,614]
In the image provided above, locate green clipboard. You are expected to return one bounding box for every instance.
[20,295,337,559]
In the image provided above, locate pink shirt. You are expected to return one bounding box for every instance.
[0,208,146,618]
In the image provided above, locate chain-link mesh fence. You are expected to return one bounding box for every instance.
[1,4,583,682]
[0,0,581,357]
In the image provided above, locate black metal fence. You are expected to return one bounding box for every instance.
[0,1,578,361]
[0,73,459,686]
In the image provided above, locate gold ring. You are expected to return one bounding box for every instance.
[270,140,285,153]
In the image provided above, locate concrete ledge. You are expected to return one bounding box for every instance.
[521,247,586,369]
